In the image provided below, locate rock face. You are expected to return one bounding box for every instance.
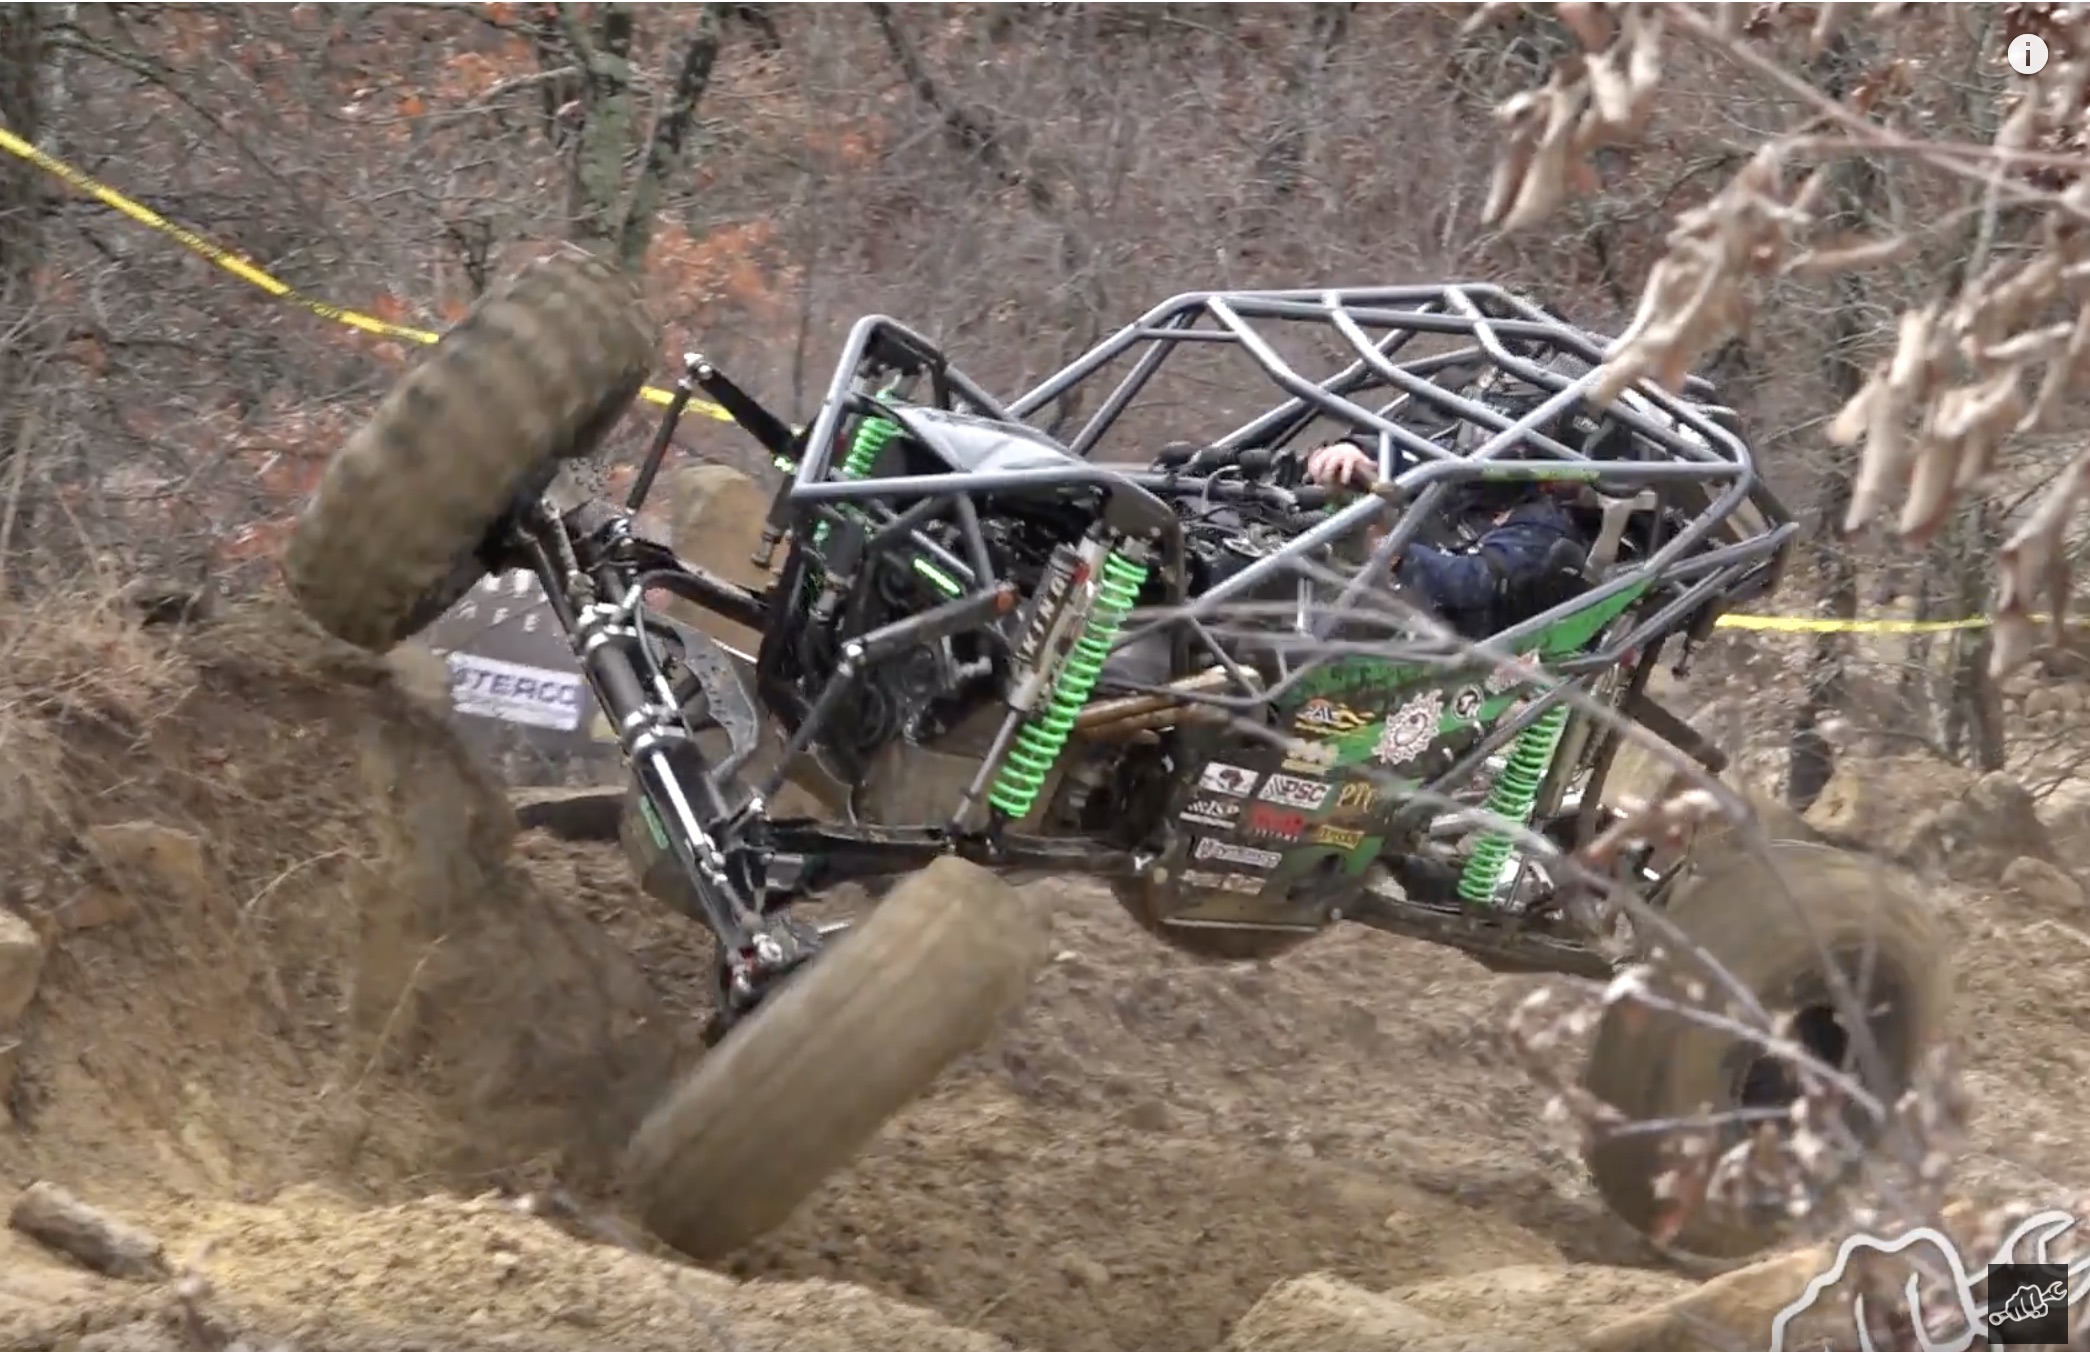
[1910,772,2056,881]
[64,822,214,932]
[1804,758,2051,882]
[1222,1274,1473,1352]
[0,909,42,1027]
[0,908,37,1120]
[2000,855,2086,916]
[1224,1248,1844,1352]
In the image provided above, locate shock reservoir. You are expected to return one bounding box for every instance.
[1006,534,1109,715]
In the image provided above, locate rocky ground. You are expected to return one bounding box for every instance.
[3,597,2088,1352]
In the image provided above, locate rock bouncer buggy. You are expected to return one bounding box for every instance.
[282,254,1950,1265]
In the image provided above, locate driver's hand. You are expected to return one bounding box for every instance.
[1305,441,1378,489]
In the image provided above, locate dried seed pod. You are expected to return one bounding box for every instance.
[1808,2,1853,55]
[1481,89,1548,228]
[1585,46,1636,132]
[1557,1,1614,51]
[1783,233,1917,277]
[1501,74,1592,231]
[1625,10,1665,119]
[2023,298,2090,430]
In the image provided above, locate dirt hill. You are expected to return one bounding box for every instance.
[3,598,2087,1352]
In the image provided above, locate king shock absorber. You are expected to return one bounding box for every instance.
[987,533,1149,820]
[1457,700,1572,908]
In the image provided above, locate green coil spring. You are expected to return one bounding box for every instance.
[1456,701,1572,907]
[841,413,903,480]
[812,414,903,550]
[987,550,1148,819]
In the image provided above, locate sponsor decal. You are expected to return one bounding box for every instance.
[1450,686,1483,720]
[446,651,585,732]
[1291,697,1373,737]
[1182,869,1266,895]
[1192,836,1283,870]
[1334,780,1380,815]
[1257,772,1331,811]
[1312,824,1366,850]
[1484,661,1531,695]
[1296,656,1407,697]
[1198,761,1258,797]
[1179,795,1242,830]
[1374,688,1446,767]
[1244,802,1306,841]
[1281,738,1340,775]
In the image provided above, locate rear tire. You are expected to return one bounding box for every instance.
[622,856,1050,1260]
[1580,840,1949,1260]
[283,251,658,653]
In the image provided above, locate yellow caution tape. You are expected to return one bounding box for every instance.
[1714,611,2090,634]
[5,125,2078,640]
[0,123,721,417]
[1715,613,1984,633]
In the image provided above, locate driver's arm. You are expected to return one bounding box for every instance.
[1304,441,1378,492]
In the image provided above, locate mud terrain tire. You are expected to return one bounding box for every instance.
[623,855,1050,1260]
[284,252,657,652]
[1580,840,1949,1260]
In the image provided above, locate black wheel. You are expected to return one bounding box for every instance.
[1580,840,1950,1259]
[283,250,658,653]
[622,856,1050,1260]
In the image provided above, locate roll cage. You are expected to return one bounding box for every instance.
[670,283,1798,710]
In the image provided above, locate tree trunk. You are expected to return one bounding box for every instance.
[617,5,723,272]
[547,3,724,273]
[1944,501,2007,770]
[0,3,45,591]
[1783,36,1873,812]
[559,2,639,261]
[1254,4,1350,204]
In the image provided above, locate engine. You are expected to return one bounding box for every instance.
[770,407,1314,807]
[775,491,1091,782]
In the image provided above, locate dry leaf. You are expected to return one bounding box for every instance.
[1993,446,2090,676]
[1586,46,1636,131]
[1557,1,1614,51]
[1852,372,1913,533]
[1482,89,1548,228]
[1625,10,1665,112]
[1783,233,1917,277]
[1808,2,1853,56]
[1827,366,1882,447]
[2025,299,2090,430]
[1501,74,1591,231]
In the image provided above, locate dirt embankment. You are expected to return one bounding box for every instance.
[5,597,2090,1352]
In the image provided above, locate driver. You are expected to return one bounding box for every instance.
[1297,438,1592,636]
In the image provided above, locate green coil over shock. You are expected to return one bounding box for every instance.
[986,549,1149,819]
[1457,701,1572,907]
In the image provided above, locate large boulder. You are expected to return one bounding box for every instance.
[1999,855,2086,917]
[1804,754,1975,850]
[1223,1273,1519,1352]
[1584,1243,1835,1352]
[1907,771,2055,882]
[1805,757,2050,882]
